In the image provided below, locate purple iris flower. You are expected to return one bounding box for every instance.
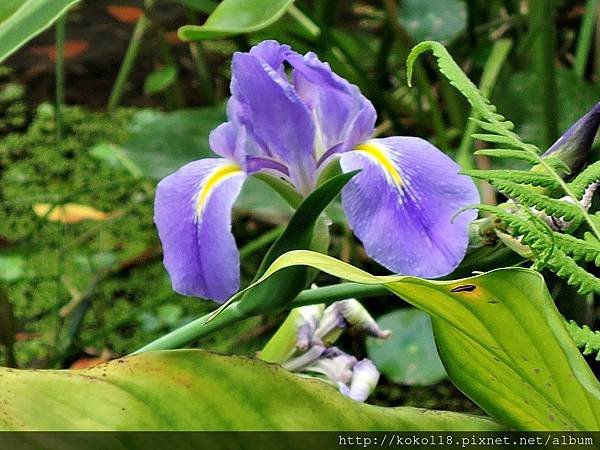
[154,40,480,302]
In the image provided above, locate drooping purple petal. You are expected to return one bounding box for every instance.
[287,51,376,160]
[340,137,479,278]
[154,158,245,302]
[231,51,316,193]
[543,102,600,173]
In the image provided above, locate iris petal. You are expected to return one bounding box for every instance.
[340,137,479,278]
[154,158,245,302]
[231,51,316,193]
[287,51,376,158]
[209,122,237,161]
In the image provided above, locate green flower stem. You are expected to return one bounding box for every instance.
[132,301,247,354]
[457,38,512,170]
[575,0,598,78]
[239,225,285,259]
[108,12,151,111]
[529,0,559,148]
[254,173,303,208]
[155,27,185,110]
[290,282,387,307]
[132,282,387,354]
[54,12,67,141]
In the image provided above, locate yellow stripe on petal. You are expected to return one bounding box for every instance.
[355,141,403,187]
[195,163,242,217]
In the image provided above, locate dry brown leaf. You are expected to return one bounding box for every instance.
[32,203,115,224]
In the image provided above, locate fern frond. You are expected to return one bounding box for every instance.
[407,41,537,155]
[553,233,600,265]
[546,250,600,295]
[473,204,600,294]
[463,169,562,189]
[471,134,527,147]
[490,179,583,223]
[570,161,600,198]
[474,149,538,163]
[408,41,600,241]
[566,321,600,360]
[542,157,572,175]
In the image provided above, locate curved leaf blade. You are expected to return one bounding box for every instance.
[178,0,294,41]
[244,250,600,431]
[0,350,499,431]
[236,171,358,316]
[0,0,80,63]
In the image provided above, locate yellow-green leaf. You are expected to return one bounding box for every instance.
[0,350,499,431]
[243,250,600,431]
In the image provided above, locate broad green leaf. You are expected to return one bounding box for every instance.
[399,0,467,44]
[367,308,447,386]
[0,0,80,63]
[177,0,218,14]
[122,107,225,180]
[246,250,600,431]
[178,0,294,41]
[0,0,24,23]
[143,65,178,95]
[0,350,498,431]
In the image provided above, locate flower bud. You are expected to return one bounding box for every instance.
[543,102,600,175]
[338,359,380,402]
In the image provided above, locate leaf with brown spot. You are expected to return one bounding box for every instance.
[244,250,600,431]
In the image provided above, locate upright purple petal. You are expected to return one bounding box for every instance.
[154,158,245,302]
[287,51,376,160]
[209,122,237,161]
[231,52,316,193]
[544,102,600,173]
[249,40,291,72]
[340,137,479,278]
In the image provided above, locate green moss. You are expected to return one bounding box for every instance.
[0,105,260,367]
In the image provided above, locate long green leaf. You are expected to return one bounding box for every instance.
[236,171,358,316]
[242,250,600,431]
[0,350,499,431]
[178,0,294,41]
[0,0,80,63]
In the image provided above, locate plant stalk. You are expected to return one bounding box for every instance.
[529,0,559,148]
[132,301,246,354]
[457,38,513,170]
[108,13,151,111]
[132,282,387,354]
[575,0,598,78]
[239,225,285,259]
[54,12,67,141]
